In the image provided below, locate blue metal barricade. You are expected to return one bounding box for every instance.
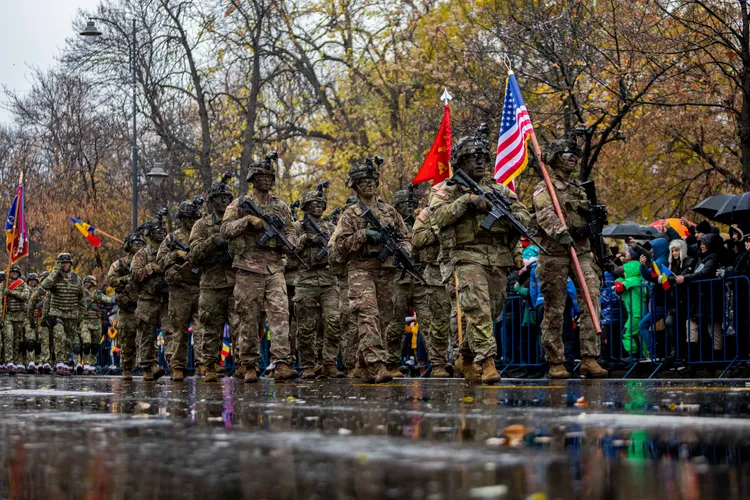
[498,294,544,374]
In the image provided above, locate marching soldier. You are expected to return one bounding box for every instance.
[294,188,343,379]
[430,124,531,384]
[532,138,608,379]
[131,217,170,381]
[221,153,298,381]
[331,158,410,384]
[157,197,204,382]
[190,175,241,383]
[3,264,30,374]
[41,253,86,375]
[108,233,145,380]
[26,272,47,373]
[81,276,115,372]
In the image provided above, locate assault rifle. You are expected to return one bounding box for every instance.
[578,180,611,272]
[289,200,301,222]
[451,169,548,255]
[404,184,418,226]
[238,196,309,270]
[169,238,200,275]
[301,216,330,261]
[360,206,427,285]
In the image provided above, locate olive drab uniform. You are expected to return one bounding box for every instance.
[412,206,451,369]
[131,243,170,370]
[430,178,531,364]
[189,213,238,372]
[331,200,411,367]
[108,255,138,373]
[81,288,115,366]
[221,193,296,368]
[532,176,601,364]
[41,269,85,366]
[157,228,202,371]
[27,286,50,365]
[293,217,341,373]
[2,278,30,365]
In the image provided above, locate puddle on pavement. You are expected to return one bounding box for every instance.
[0,376,748,499]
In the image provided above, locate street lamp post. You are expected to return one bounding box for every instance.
[147,166,171,230]
[80,18,139,232]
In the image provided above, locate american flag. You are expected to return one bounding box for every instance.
[494,73,533,188]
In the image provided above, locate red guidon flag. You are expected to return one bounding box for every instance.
[412,103,452,185]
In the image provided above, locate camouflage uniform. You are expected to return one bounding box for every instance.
[131,238,170,371]
[27,276,51,366]
[430,126,531,372]
[108,241,141,375]
[157,224,202,372]
[221,191,296,369]
[293,191,342,375]
[412,206,451,371]
[41,255,85,367]
[331,160,410,375]
[2,271,30,366]
[81,277,115,367]
[329,198,358,372]
[532,139,603,372]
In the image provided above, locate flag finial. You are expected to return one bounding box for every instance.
[503,53,513,73]
[440,87,452,105]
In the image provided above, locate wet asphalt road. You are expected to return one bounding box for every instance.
[1,376,750,499]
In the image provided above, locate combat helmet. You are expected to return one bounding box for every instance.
[300,181,329,212]
[177,196,204,220]
[391,189,410,207]
[207,173,234,200]
[83,275,97,286]
[123,232,146,253]
[542,137,581,165]
[246,151,278,182]
[27,272,39,282]
[347,157,383,188]
[9,264,21,273]
[40,271,50,280]
[451,123,490,165]
[57,253,73,263]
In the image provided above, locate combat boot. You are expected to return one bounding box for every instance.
[144,364,165,382]
[462,359,481,383]
[548,364,570,379]
[359,366,375,384]
[243,368,259,384]
[204,367,219,383]
[300,368,317,380]
[122,372,133,381]
[195,364,206,377]
[273,363,298,381]
[430,365,451,378]
[481,358,500,384]
[171,369,185,382]
[580,357,608,378]
[372,363,393,384]
[322,364,345,378]
[387,364,405,378]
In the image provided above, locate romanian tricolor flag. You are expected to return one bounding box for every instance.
[651,262,673,290]
[220,339,231,367]
[68,216,102,247]
[5,185,28,264]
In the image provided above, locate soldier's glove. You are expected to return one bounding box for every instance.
[558,231,576,252]
[468,194,490,213]
[365,229,382,244]
[2,288,9,296]
[212,235,228,251]
[246,215,266,230]
[149,263,162,274]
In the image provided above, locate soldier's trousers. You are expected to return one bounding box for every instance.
[118,308,137,372]
[52,317,80,365]
[538,253,601,364]
[81,319,100,366]
[294,284,341,370]
[3,318,25,365]
[27,321,51,365]
[384,282,413,367]
[338,281,358,370]
[412,284,451,367]
[168,285,202,370]
[234,269,291,367]
[348,268,394,366]
[198,286,238,370]
[449,263,507,363]
[135,298,168,368]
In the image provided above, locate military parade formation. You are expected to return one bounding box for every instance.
[0,125,610,384]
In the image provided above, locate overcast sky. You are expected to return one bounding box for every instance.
[0,0,101,124]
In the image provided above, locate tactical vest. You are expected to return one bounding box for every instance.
[49,272,82,317]
[165,229,201,286]
[6,285,26,314]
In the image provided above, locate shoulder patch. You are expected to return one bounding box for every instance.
[112,261,120,270]
[533,186,545,197]
[433,188,448,199]
[417,207,430,222]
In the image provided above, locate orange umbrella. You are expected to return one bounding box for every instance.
[650,218,693,237]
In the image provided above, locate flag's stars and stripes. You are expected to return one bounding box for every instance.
[494,73,533,187]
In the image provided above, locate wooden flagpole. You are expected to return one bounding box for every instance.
[93,228,124,245]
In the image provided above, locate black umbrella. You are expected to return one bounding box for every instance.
[713,192,750,224]
[692,193,736,220]
[602,223,659,240]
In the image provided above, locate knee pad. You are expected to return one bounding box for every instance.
[34,341,41,356]
[25,338,36,352]
[46,316,58,328]
[72,343,82,355]
[82,344,91,355]
[88,343,99,355]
